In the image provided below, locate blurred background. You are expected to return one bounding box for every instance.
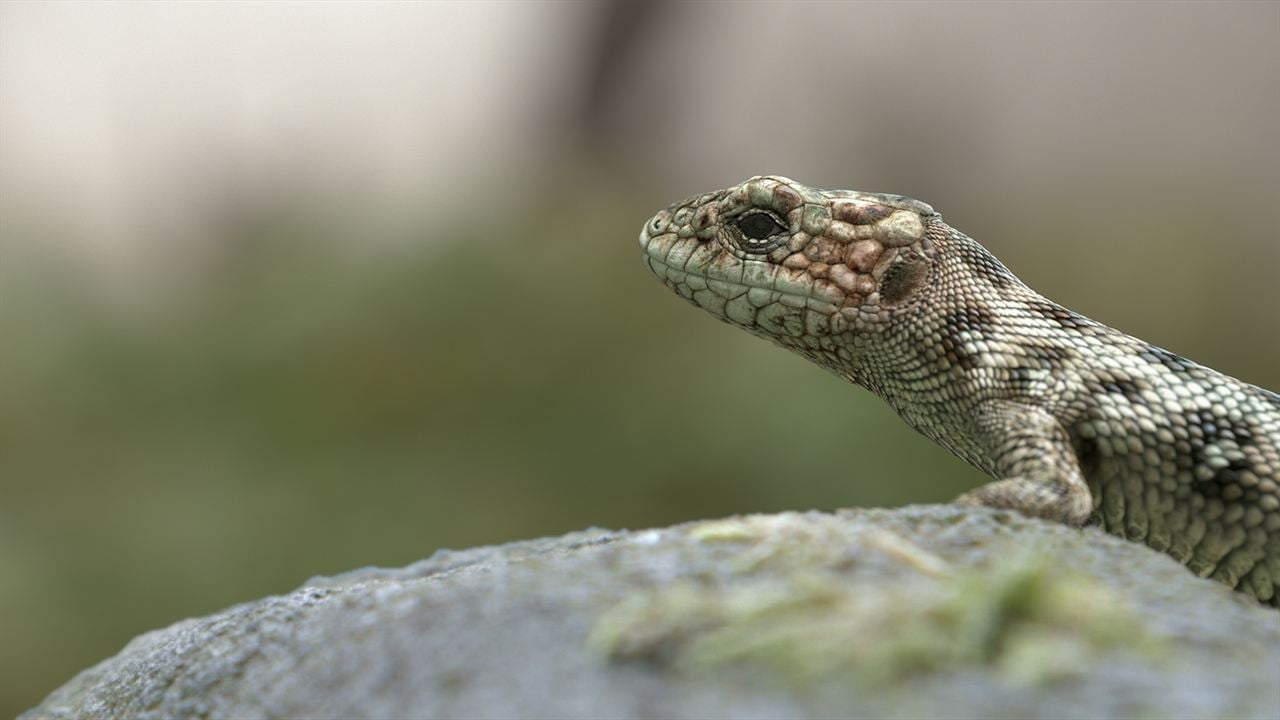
[2,1,1277,714]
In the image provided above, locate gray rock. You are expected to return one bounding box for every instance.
[23,506,1280,720]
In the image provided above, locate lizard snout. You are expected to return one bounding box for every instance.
[638,210,671,250]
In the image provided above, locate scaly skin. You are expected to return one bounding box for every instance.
[638,176,1280,606]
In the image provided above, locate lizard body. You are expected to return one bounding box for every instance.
[639,176,1280,606]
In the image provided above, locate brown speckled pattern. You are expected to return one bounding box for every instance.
[639,175,1280,606]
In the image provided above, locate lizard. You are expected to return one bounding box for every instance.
[638,175,1280,606]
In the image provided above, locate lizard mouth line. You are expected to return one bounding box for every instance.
[643,252,838,310]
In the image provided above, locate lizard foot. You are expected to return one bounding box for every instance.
[954,477,1093,526]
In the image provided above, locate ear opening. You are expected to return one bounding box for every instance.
[880,256,930,306]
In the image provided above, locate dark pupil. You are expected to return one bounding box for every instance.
[738,213,781,241]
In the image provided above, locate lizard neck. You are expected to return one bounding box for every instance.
[833,227,1034,455]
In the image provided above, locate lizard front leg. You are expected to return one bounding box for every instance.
[954,400,1094,526]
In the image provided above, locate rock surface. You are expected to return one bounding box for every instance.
[23,506,1280,720]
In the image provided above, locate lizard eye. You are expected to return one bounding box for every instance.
[733,211,787,253]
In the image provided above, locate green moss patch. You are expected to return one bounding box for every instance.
[591,550,1162,689]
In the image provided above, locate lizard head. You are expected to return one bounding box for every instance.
[639,175,940,369]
